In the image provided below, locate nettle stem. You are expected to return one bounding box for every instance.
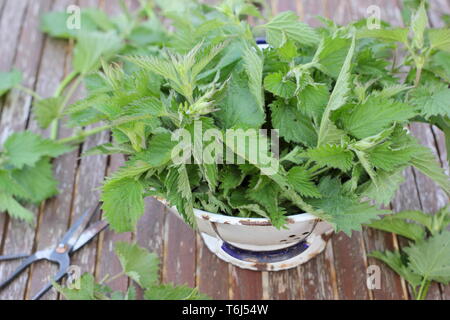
[416,278,430,300]
[50,70,81,140]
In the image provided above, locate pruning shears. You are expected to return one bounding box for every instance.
[0,203,108,300]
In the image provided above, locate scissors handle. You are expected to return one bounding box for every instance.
[0,253,29,261]
[0,255,36,290]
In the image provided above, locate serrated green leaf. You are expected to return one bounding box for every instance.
[101,177,145,232]
[342,96,416,139]
[429,28,450,52]
[411,2,428,49]
[263,72,296,98]
[2,132,71,169]
[0,69,22,97]
[305,144,354,171]
[297,84,329,121]
[317,35,355,146]
[114,242,160,289]
[405,231,450,283]
[368,142,415,171]
[261,11,318,48]
[315,36,351,78]
[410,84,450,119]
[55,273,97,300]
[362,169,405,206]
[368,214,425,241]
[0,193,34,223]
[242,46,264,112]
[40,11,100,39]
[270,99,317,146]
[356,28,409,43]
[73,31,122,74]
[34,97,64,129]
[369,250,422,287]
[287,166,321,198]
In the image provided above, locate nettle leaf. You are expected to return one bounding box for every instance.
[356,28,409,43]
[410,84,450,119]
[409,144,450,196]
[317,36,355,146]
[101,177,145,232]
[369,250,422,287]
[243,46,264,112]
[0,69,22,97]
[297,84,329,121]
[405,231,450,283]
[368,213,425,242]
[342,96,416,139]
[362,169,405,206]
[269,99,317,147]
[55,273,97,300]
[216,71,265,129]
[144,285,209,300]
[315,36,351,78]
[34,97,64,129]
[263,72,296,98]
[0,193,34,223]
[73,31,122,74]
[261,11,318,48]
[287,166,321,198]
[311,178,386,235]
[2,132,71,169]
[40,11,101,39]
[10,158,59,204]
[305,144,354,171]
[411,1,428,49]
[114,242,160,289]
[368,142,414,171]
[429,28,450,53]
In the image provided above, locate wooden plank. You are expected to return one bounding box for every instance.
[162,211,196,288]
[25,0,81,301]
[196,233,230,299]
[229,266,264,300]
[0,0,48,300]
[0,0,30,254]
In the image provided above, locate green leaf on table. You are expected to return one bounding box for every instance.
[34,97,64,129]
[405,231,450,283]
[10,158,59,203]
[114,242,160,289]
[304,144,354,171]
[0,193,34,223]
[40,11,101,39]
[101,177,145,232]
[144,284,209,300]
[368,214,426,242]
[409,144,450,196]
[73,31,122,74]
[55,273,96,300]
[410,84,450,119]
[369,250,422,287]
[0,69,22,97]
[2,131,71,169]
[261,11,318,48]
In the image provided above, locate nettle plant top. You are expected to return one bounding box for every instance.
[0,1,449,236]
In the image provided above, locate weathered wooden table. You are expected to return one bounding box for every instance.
[0,0,449,300]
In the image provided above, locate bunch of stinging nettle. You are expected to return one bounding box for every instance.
[0,0,449,236]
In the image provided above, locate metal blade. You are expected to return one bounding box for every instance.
[71,220,109,253]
